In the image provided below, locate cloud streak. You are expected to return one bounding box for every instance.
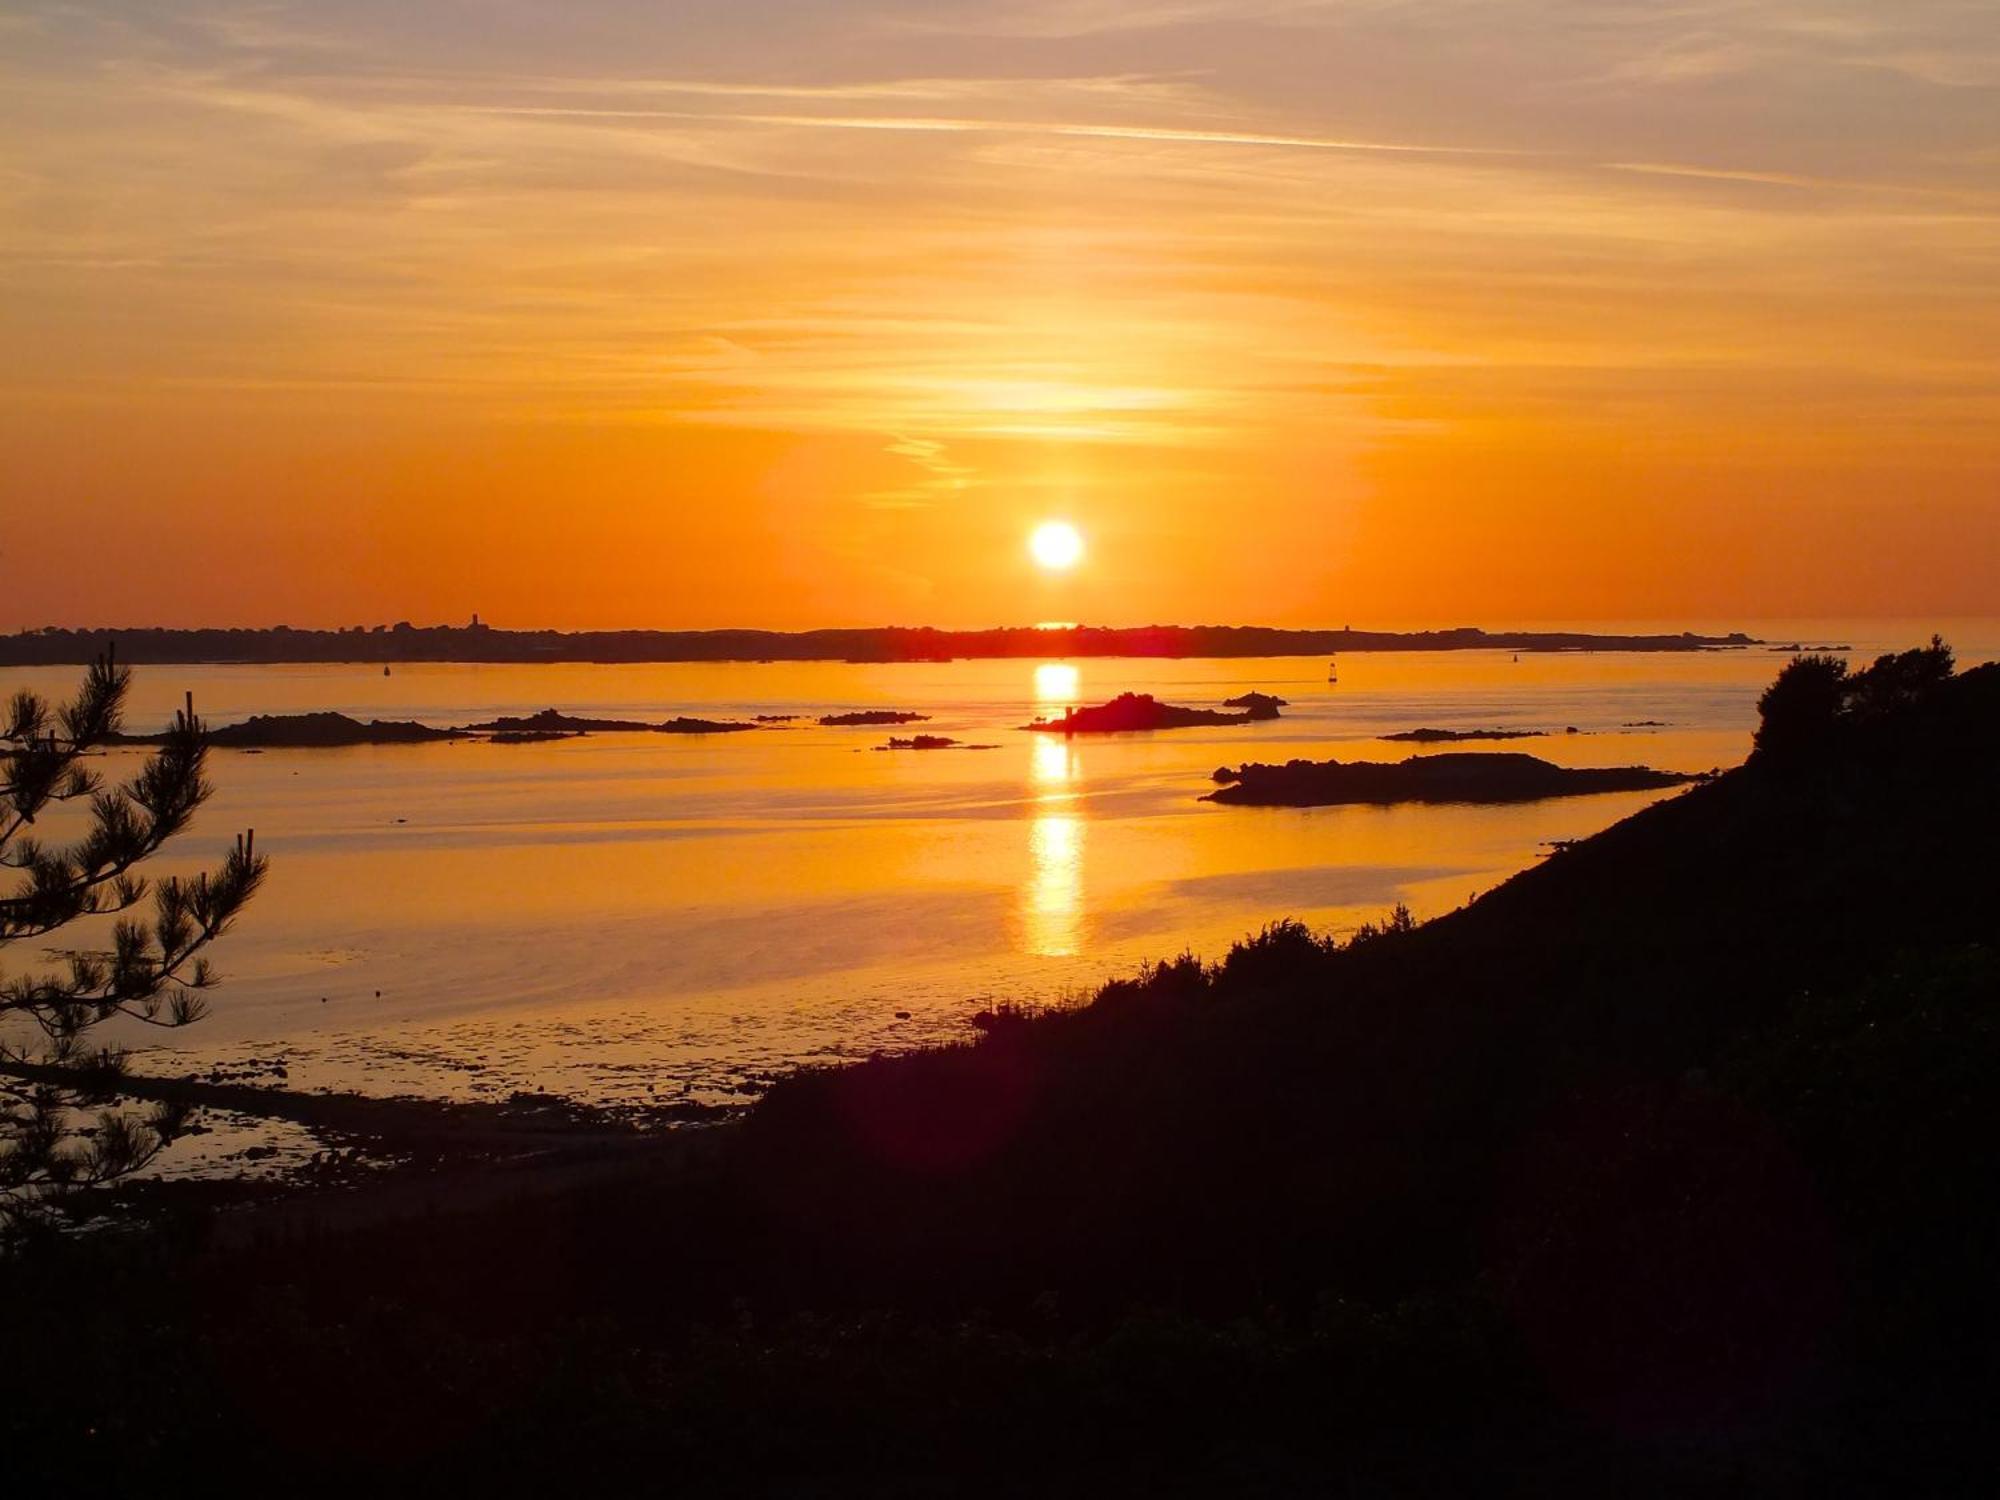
[470,104,1514,159]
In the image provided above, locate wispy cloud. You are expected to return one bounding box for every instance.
[1602,161,1845,191]
[469,105,1512,159]
[885,0,1345,41]
[1602,159,2000,203]
[453,72,1212,107]
[6,0,1998,461]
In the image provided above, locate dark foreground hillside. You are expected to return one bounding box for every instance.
[8,647,1997,1496]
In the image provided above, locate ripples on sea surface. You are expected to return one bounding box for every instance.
[9,620,1994,1128]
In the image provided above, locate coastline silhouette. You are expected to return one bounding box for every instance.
[0,622,1763,668]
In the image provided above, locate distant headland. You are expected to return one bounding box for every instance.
[0,621,1760,667]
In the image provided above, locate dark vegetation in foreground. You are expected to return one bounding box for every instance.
[8,643,1997,1494]
[1206,750,1698,804]
[4,660,266,1225]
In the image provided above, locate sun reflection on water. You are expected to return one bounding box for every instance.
[1023,729,1083,956]
[1025,814,1084,957]
[1031,731,1076,788]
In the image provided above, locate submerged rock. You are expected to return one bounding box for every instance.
[655,716,759,734]
[820,710,931,726]
[1384,727,1549,743]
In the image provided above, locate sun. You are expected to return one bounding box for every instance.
[1029,521,1084,571]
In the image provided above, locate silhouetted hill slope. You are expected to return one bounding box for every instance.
[732,654,1996,1309]
[9,646,1995,1494]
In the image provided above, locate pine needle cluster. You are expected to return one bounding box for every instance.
[1,656,265,1232]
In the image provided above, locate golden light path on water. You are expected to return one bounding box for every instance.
[1026,731,1084,958]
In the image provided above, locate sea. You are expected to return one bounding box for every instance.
[6,618,1993,1175]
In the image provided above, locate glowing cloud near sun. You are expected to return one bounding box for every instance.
[1029,521,1084,571]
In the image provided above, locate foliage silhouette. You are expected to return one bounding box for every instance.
[1,659,264,1232]
[1753,635,1955,762]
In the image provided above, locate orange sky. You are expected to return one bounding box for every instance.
[2,1,1995,628]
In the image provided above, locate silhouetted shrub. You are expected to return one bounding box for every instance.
[1347,902,1417,948]
[1215,918,1336,990]
[1753,653,1851,761]
[1847,634,1954,722]
[2,661,265,1234]
[1755,637,1961,766]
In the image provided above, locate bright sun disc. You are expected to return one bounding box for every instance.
[1029,521,1084,570]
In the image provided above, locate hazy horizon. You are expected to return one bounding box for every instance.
[7,612,1989,637]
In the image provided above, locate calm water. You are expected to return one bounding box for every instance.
[10,620,1993,1120]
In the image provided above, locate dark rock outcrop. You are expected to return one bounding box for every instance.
[1205,751,1696,805]
[1222,692,1288,718]
[1024,692,1278,734]
[819,710,931,727]
[1383,727,1548,743]
[114,712,466,748]
[463,708,756,735]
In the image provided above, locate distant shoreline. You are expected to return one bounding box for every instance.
[0,623,1761,667]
